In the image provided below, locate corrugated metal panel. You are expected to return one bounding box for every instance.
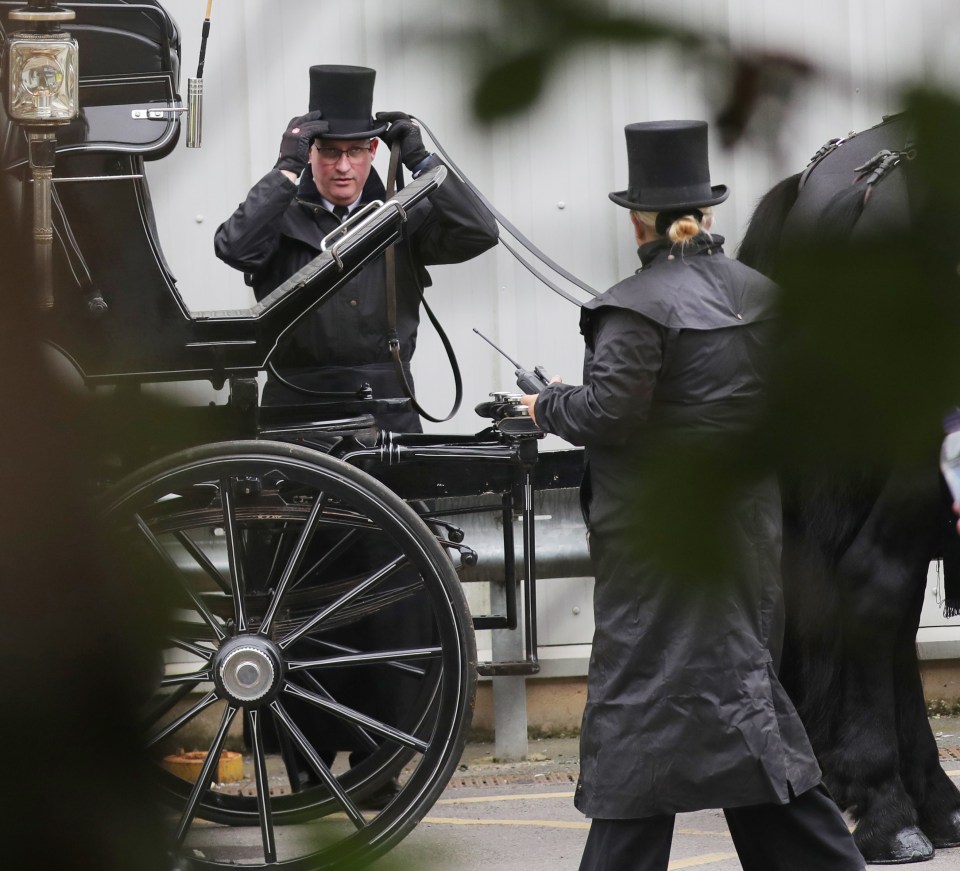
[149,0,960,431]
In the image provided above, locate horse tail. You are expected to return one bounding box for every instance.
[736,172,802,277]
[818,180,870,240]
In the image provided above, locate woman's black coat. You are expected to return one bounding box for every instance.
[535,234,822,818]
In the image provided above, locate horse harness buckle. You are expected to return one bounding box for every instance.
[799,136,846,189]
[853,149,904,187]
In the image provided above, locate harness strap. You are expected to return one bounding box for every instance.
[800,116,918,192]
[799,137,845,190]
[385,141,400,348]
[413,115,598,302]
[384,140,463,424]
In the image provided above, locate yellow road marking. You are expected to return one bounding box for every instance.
[423,817,737,870]
[422,816,589,829]
[435,791,575,805]
[423,815,731,841]
[433,795,731,839]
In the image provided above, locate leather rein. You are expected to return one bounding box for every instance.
[384,141,463,423]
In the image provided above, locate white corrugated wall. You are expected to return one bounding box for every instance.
[149,0,960,432]
[145,0,960,666]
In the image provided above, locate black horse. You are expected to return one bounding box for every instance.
[738,111,960,864]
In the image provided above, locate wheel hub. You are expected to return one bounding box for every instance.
[214,636,283,705]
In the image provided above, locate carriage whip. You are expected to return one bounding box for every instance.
[187,0,215,147]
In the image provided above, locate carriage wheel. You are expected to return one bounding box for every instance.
[104,440,476,869]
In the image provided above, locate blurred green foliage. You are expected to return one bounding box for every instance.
[466,0,702,121]
[460,0,810,146]
[767,87,960,467]
[0,186,172,866]
[629,87,960,578]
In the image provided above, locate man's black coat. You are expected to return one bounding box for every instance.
[215,157,498,430]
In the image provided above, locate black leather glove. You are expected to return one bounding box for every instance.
[376,111,429,170]
[275,111,329,174]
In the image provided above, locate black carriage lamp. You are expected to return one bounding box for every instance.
[6,0,78,310]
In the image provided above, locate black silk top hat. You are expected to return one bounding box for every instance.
[609,120,728,211]
[307,64,387,140]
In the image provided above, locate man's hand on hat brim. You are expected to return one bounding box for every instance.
[375,111,428,171]
[375,110,412,124]
[275,110,330,174]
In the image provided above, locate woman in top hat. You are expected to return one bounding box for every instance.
[215,64,498,433]
[521,121,865,871]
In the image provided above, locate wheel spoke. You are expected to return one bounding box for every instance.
[298,671,380,754]
[160,669,211,687]
[282,681,429,752]
[316,506,379,531]
[174,529,230,594]
[274,719,312,795]
[146,690,219,749]
[174,703,239,846]
[135,515,227,642]
[259,492,328,636]
[302,636,431,677]
[247,708,277,862]
[272,579,427,638]
[142,681,198,729]
[169,637,215,661]
[270,699,367,829]
[293,527,361,589]
[278,555,409,649]
[262,522,293,590]
[219,477,248,631]
[288,646,439,673]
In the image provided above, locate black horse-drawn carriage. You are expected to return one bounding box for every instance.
[1,2,584,867]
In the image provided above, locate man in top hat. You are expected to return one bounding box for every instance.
[215,64,498,432]
[520,120,866,871]
[215,65,497,807]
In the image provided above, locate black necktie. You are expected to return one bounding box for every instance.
[332,205,349,223]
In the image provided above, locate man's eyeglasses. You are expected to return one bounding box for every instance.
[313,143,373,165]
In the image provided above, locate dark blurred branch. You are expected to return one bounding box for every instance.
[443,0,812,147]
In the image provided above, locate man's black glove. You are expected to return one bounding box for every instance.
[275,111,329,174]
[376,111,429,170]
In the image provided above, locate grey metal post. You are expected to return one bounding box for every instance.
[491,570,528,760]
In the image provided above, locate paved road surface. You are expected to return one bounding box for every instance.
[372,729,960,870]
[179,721,960,869]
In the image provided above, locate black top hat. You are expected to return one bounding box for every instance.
[308,64,387,140]
[609,120,728,211]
